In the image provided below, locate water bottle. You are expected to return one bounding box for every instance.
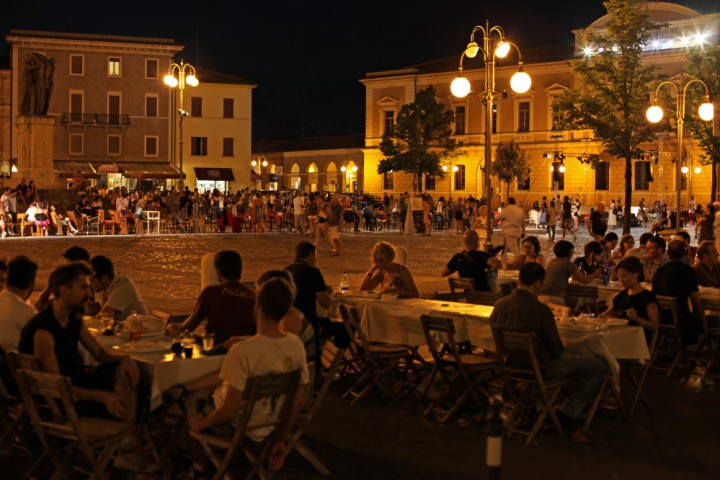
[340,272,350,294]
[127,311,142,341]
[603,264,610,286]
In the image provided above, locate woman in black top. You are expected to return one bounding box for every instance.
[602,256,659,331]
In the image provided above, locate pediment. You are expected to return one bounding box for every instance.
[545,83,570,93]
[377,96,399,107]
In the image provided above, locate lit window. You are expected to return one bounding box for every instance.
[108,57,121,77]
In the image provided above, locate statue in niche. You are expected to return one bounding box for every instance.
[19,52,55,116]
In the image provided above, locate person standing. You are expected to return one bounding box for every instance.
[546,200,557,242]
[327,195,344,256]
[293,191,306,235]
[494,197,525,256]
[560,195,575,242]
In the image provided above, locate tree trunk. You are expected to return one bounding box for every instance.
[506,181,510,200]
[623,156,632,235]
[712,159,718,203]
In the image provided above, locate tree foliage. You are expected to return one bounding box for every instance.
[378,85,462,192]
[492,140,530,198]
[553,0,662,233]
[685,47,720,201]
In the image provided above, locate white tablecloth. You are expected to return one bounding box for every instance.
[414,271,518,297]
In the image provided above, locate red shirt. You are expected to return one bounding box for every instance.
[192,281,256,344]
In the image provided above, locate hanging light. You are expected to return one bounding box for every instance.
[495,41,511,58]
[451,75,471,98]
[694,166,702,174]
[510,63,531,94]
[646,105,664,123]
[681,166,689,174]
[698,100,714,121]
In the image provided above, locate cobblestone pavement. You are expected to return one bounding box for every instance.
[0,226,657,313]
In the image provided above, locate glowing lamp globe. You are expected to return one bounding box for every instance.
[646,105,664,123]
[465,41,480,59]
[164,74,178,87]
[451,76,471,98]
[186,74,199,87]
[510,70,531,94]
[559,165,566,173]
[682,166,689,175]
[495,41,511,58]
[452,165,459,172]
[698,102,714,121]
[695,166,702,175]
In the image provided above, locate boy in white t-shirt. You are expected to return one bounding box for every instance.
[177,276,309,477]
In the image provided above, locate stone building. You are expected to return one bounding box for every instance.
[360,2,720,208]
[0,56,11,184]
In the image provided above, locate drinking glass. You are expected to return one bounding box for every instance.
[202,333,215,351]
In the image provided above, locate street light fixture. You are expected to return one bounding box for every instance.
[646,75,713,233]
[450,21,531,249]
[164,60,199,187]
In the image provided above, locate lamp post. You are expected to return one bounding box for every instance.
[450,21,531,250]
[164,60,199,188]
[251,155,268,189]
[442,163,459,203]
[646,75,713,233]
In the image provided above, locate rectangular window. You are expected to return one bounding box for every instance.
[551,164,565,190]
[595,162,610,190]
[69,54,83,76]
[108,94,121,125]
[191,97,202,117]
[425,175,436,191]
[454,165,466,191]
[222,138,234,157]
[69,134,83,155]
[634,161,651,190]
[70,92,83,122]
[454,106,466,135]
[517,176,530,190]
[384,110,394,136]
[518,101,530,132]
[145,95,158,117]
[145,59,158,79]
[191,137,208,156]
[145,136,158,157]
[108,57,121,77]
[107,135,121,156]
[223,98,234,118]
[383,171,394,190]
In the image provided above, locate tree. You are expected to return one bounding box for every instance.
[492,140,531,199]
[378,85,462,192]
[554,0,661,234]
[686,47,720,202]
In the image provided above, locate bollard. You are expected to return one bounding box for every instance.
[486,396,504,480]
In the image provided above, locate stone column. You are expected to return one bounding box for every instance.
[16,115,64,190]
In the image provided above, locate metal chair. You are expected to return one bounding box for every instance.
[565,283,600,315]
[144,210,161,234]
[448,277,476,302]
[699,297,720,384]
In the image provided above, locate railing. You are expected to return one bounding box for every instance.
[60,113,131,126]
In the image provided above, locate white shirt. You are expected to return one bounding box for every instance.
[102,275,148,321]
[496,204,525,238]
[0,289,37,351]
[293,196,305,215]
[25,205,38,222]
[213,333,309,442]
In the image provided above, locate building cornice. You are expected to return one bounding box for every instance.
[5,35,183,55]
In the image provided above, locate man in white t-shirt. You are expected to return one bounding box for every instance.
[89,256,148,321]
[293,191,306,234]
[178,276,308,477]
[0,256,38,350]
[494,196,525,256]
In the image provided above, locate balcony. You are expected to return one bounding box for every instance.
[60,113,131,126]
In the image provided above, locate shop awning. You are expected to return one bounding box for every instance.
[119,162,184,179]
[95,163,120,174]
[194,167,235,181]
[54,161,98,178]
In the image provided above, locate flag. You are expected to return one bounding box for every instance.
[251,170,262,183]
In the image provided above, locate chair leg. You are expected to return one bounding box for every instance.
[293,439,332,476]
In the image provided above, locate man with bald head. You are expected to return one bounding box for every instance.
[441,229,501,292]
[588,201,608,241]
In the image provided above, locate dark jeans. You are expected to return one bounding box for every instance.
[543,353,608,419]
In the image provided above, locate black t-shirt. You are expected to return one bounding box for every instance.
[285,260,327,321]
[19,306,84,384]
[446,250,492,292]
[574,256,601,275]
[611,289,658,327]
[590,210,607,236]
[652,261,700,344]
[562,201,572,219]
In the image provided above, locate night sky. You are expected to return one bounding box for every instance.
[3,0,718,140]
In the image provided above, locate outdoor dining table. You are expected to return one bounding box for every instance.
[413,270,519,298]
[85,316,225,410]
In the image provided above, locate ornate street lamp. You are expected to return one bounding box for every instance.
[450,21,531,249]
[164,60,199,187]
[646,75,713,233]
[251,155,267,188]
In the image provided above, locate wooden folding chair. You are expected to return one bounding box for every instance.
[14,368,132,480]
[700,297,720,384]
[655,295,691,377]
[420,315,495,423]
[620,327,660,415]
[448,277,476,302]
[565,284,599,316]
[189,370,301,480]
[492,329,567,444]
[0,348,38,460]
[338,304,412,404]
[465,290,503,306]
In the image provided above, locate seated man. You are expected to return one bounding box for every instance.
[0,255,38,350]
[490,263,608,443]
[19,263,139,420]
[178,276,309,477]
[441,229,501,292]
[642,237,668,283]
[694,241,720,288]
[90,255,148,321]
[165,250,255,345]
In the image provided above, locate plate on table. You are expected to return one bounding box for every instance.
[112,338,172,354]
[605,318,629,327]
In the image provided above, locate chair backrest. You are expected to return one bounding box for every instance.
[338,303,372,354]
[700,296,720,334]
[420,315,462,366]
[565,283,599,315]
[491,329,546,384]
[465,290,502,306]
[655,294,684,340]
[448,277,476,302]
[97,210,105,222]
[228,370,301,447]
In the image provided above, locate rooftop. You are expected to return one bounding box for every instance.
[253,134,365,154]
[5,29,180,47]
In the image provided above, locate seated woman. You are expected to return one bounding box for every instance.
[360,241,419,298]
[574,241,605,275]
[602,256,659,334]
[600,232,619,263]
[650,211,671,234]
[505,235,546,269]
[611,234,635,263]
[539,240,602,306]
